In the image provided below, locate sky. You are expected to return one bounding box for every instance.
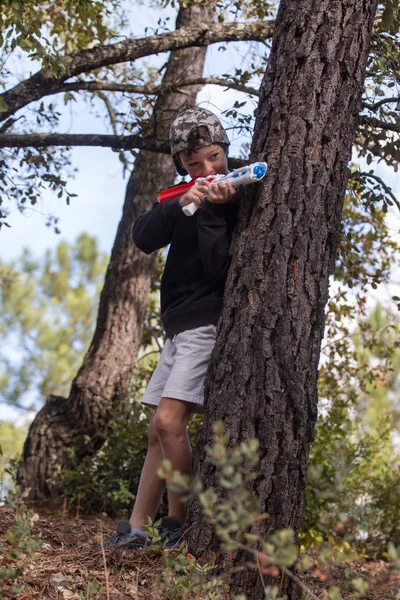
[0,3,399,423]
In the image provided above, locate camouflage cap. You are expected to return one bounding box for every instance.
[170,107,230,175]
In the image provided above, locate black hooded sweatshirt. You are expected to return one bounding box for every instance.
[132,189,239,339]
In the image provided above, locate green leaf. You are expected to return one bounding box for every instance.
[351,577,369,595]
[388,542,400,563]
[87,580,99,594]
[0,97,8,113]
[327,586,342,600]
[298,555,314,572]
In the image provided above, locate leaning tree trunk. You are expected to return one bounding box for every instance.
[187,0,379,598]
[18,0,218,502]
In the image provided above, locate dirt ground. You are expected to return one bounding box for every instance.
[0,506,399,599]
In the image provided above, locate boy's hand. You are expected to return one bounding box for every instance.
[207,180,236,204]
[179,179,236,210]
[179,180,210,210]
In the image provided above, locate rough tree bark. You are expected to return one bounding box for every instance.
[17,1,218,502]
[187,1,379,598]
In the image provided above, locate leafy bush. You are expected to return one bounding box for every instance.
[59,391,150,517]
[0,492,41,598]
[3,424,400,600]
[59,357,204,517]
[0,422,26,500]
[303,402,400,556]
[302,295,400,557]
[155,422,296,600]
[155,422,400,600]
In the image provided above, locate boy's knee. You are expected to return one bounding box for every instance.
[148,418,161,448]
[153,407,187,440]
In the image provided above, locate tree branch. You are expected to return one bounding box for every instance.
[0,132,169,152]
[0,132,246,168]
[95,89,130,171]
[0,116,23,134]
[351,170,400,212]
[0,398,34,412]
[361,96,400,111]
[0,20,274,122]
[96,91,119,135]
[62,76,260,98]
[359,114,400,134]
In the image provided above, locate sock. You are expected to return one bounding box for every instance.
[131,526,148,537]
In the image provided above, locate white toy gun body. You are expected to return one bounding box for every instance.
[158,162,267,216]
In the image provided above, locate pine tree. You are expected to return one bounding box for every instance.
[187,1,389,597]
[0,234,108,409]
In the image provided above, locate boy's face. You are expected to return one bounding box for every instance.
[179,144,228,180]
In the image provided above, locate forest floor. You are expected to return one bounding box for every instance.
[0,506,399,599]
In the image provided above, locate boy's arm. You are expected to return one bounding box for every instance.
[197,199,236,282]
[132,198,182,254]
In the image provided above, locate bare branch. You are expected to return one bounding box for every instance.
[279,565,321,600]
[0,20,274,122]
[62,76,260,98]
[142,324,164,353]
[351,170,400,212]
[0,132,169,152]
[0,131,246,168]
[362,96,400,111]
[359,114,400,134]
[95,89,130,171]
[0,116,23,134]
[96,91,119,135]
[0,398,34,412]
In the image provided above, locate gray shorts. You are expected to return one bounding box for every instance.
[141,324,217,414]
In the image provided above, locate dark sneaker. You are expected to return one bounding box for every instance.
[159,516,182,548]
[103,520,151,550]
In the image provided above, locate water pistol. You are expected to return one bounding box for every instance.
[157,162,268,216]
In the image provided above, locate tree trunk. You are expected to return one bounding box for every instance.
[17,0,217,502]
[187,1,378,598]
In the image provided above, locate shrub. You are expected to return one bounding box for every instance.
[303,404,400,556]
[59,392,150,517]
[0,492,41,598]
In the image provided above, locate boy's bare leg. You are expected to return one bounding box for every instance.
[129,414,166,530]
[153,397,193,524]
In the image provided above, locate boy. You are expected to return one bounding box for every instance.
[105,107,238,550]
